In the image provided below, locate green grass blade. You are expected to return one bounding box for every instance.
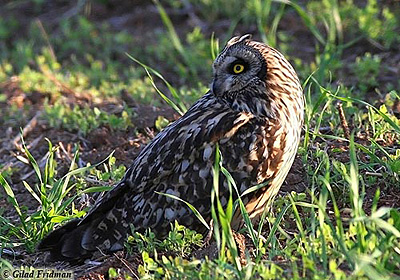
[264,203,291,246]
[274,0,325,45]
[214,146,242,273]
[143,68,185,115]
[61,151,115,180]
[318,175,354,269]
[153,0,198,78]
[0,174,22,217]
[82,186,113,193]
[57,194,79,215]
[43,138,56,187]
[268,3,285,47]
[153,0,184,54]
[210,32,219,60]
[372,218,400,238]
[240,181,269,197]
[20,133,43,185]
[211,145,222,256]
[126,53,186,115]
[222,165,258,247]
[348,133,362,217]
[22,180,41,204]
[288,194,306,246]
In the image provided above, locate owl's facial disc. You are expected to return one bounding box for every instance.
[211,44,266,97]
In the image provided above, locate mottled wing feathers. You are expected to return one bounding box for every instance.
[91,93,258,236]
[38,93,266,260]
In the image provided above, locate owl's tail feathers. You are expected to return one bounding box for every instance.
[37,181,131,262]
[37,218,90,262]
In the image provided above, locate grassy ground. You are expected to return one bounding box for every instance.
[0,0,399,279]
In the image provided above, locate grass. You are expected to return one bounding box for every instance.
[0,136,115,252]
[0,0,400,279]
[43,101,134,136]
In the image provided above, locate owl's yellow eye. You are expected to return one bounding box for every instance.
[233,63,245,74]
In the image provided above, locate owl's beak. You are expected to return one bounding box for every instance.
[211,80,219,96]
[211,78,228,97]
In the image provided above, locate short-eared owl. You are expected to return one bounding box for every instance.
[38,34,304,261]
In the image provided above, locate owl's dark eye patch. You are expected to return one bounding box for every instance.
[228,60,249,74]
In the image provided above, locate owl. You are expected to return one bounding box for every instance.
[38,34,304,261]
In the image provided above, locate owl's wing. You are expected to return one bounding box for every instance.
[38,93,256,261]
[84,92,256,240]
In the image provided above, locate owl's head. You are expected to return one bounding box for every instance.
[211,34,303,121]
[211,34,267,98]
